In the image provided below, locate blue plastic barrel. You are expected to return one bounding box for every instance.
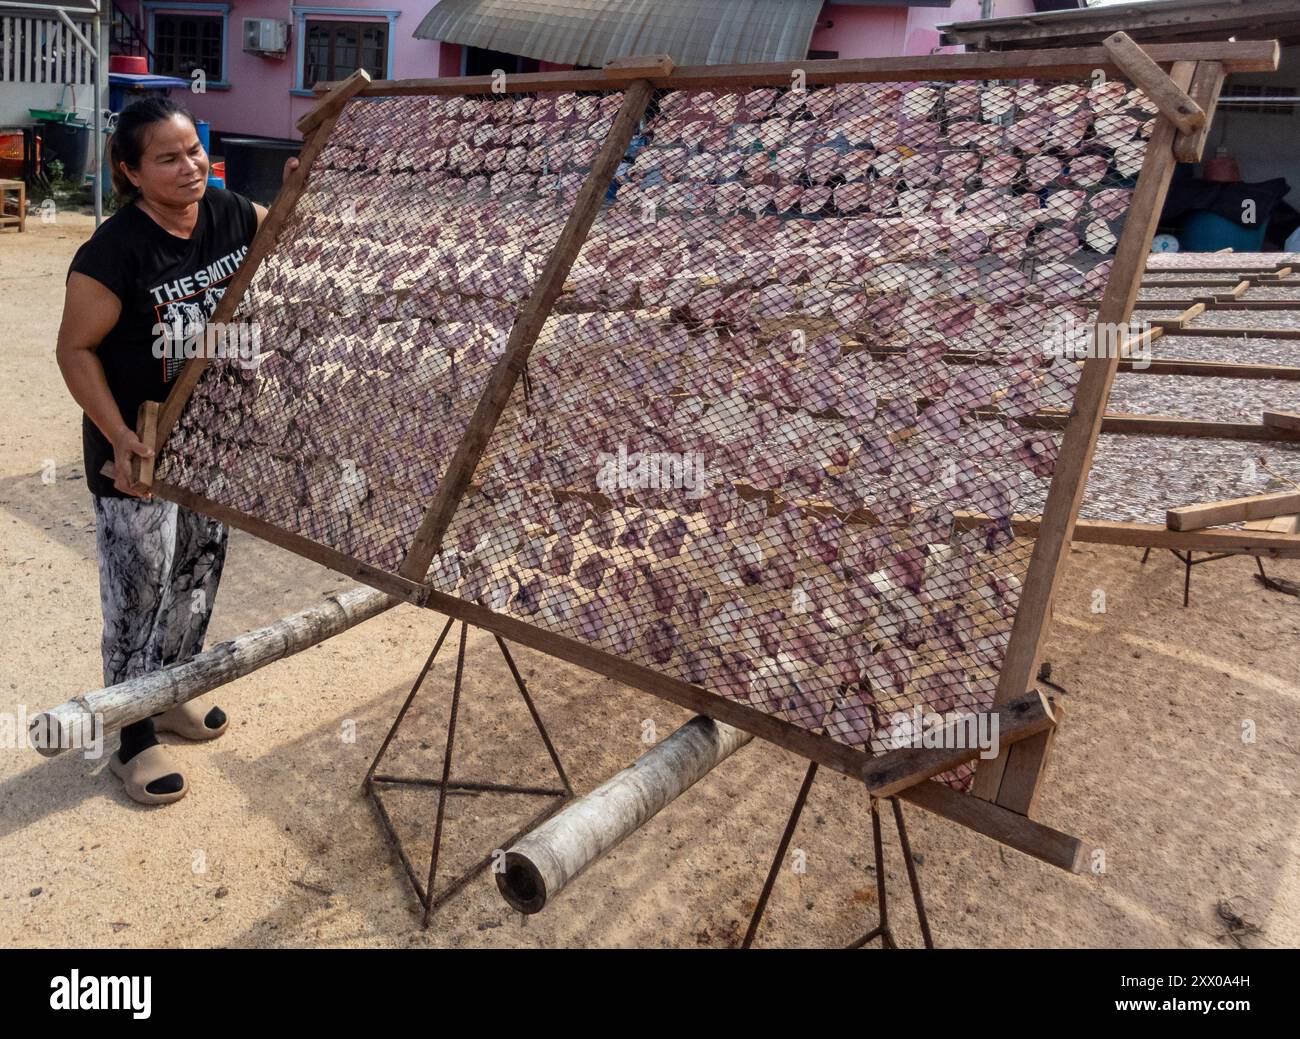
[1179,210,1268,252]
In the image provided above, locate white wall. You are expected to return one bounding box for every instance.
[0,13,98,126]
[1203,44,1300,209]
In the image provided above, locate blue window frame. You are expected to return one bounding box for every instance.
[291,6,398,96]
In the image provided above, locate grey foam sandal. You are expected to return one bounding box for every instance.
[155,700,228,741]
[109,745,189,806]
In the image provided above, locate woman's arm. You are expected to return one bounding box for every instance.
[56,272,154,498]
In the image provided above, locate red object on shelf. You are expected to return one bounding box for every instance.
[109,55,149,75]
[0,131,37,179]
[1202,150,1242,183]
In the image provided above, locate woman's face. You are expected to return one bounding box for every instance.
[121,114,209,206]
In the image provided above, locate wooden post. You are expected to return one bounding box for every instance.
[1174,59,1224,163]
[899,780,1087,873]
[1103,32,1206,135]
[970,60,1204,812]
[133,400,159,490]
[29,586,396,758]
[398,78,656,580]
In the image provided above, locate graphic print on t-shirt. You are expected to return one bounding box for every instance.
[149,244,249,382]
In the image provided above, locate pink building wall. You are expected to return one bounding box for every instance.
[122,0,450,140]
[811,1,1037,59]
[121,1,1037,141]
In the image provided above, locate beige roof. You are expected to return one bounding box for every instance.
[413,0,823,68]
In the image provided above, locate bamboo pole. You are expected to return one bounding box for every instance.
[497,716,752,913]
[29,586,397,758]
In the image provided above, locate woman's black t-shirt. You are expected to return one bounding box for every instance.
[68,187,258,497]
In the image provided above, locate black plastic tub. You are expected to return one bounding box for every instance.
[39,119,93,182]
[217,136,302,205]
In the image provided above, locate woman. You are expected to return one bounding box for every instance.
[56,97,296,806]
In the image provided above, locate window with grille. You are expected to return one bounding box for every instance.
[153,13,223,80]
[1220,84,1296,116]
[304,19,387,88]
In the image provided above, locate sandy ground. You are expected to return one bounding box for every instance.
[1,212,1298,949]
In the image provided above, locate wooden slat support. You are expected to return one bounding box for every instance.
[1244,514,1300,534]
[1173,59,1224,162]
[1263,409,1300,431]
[1119,323,1163,360]
[1157,325,1300,340]
[988,406,1300,440]
[1212,300,1300,311]
[898,780,1087,874]
[953,511,1300,558]
[970,60,1201,812]
[1149,301,1206,330]
[1097,414,1300,442]
[398,79,656,581]
[133,400,159,490]
[297,67,371,136]
[602,53,674,77]
[1167,491,1300,532]
[861,691,1057,798]
[1102,32,1206,135]
[1146,261,1287,274]
[1068,519,1300,557]
[154,85,366,450]
[1133,357,1300,381]
[1138,277,1245,289]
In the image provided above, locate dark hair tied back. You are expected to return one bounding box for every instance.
[108,97,196,202]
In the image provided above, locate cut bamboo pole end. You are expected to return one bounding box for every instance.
[29,586,397,758]
[497,715,752,914]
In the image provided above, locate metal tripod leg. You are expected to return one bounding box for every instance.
[742,764,935,949]
[741,761,818,949]
[364,618,572,927]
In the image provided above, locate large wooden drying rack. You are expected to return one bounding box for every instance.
[138,39,1279,872]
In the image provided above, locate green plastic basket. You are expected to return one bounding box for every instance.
[30,109,81,124]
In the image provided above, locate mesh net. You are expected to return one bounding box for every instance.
[153,74,1165,787]
[1187,309,1300,330]
[156,89,626,571]
[1150,334,1300,365]
[427,77,1158,786]
[1075,435,1300,526]
[1106,372,1300,422]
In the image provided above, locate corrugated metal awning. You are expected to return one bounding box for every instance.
[413,0,824,68]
